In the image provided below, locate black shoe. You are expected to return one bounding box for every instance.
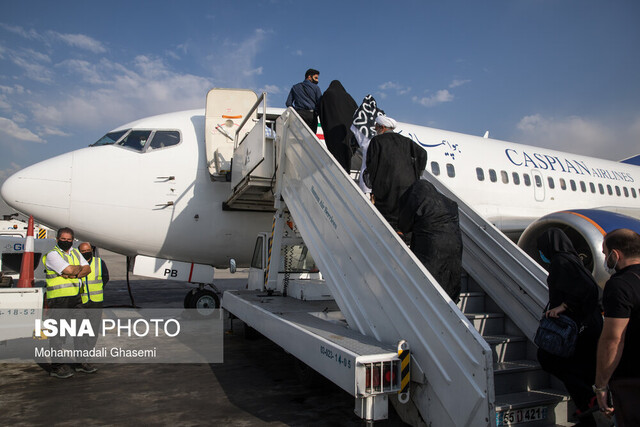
[50,364,74,379]
[75,363,97,373]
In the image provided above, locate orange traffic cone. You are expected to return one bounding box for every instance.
[17,215,35,288]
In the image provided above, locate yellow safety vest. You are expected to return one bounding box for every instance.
[81,257,104,304]
[43,247,83,300]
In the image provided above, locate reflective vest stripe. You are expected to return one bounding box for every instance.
[44,247,83,299]
[81,257,104,303]
[47,282,81,291]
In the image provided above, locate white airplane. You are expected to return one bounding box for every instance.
[2,89,640,306]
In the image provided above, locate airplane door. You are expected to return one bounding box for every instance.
[531,169,545,202]
[205,88,258,177]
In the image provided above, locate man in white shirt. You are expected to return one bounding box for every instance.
[43,227,91,378]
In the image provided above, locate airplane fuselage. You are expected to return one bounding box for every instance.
[400,123,640,232]
[2,108,639,268]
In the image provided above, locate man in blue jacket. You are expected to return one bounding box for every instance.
[286,68,321,131]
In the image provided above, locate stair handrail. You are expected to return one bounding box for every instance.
[422,171,549,340]
[234,92,267,150]
[274,108,495,426]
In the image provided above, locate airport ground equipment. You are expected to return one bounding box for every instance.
[0,287,44,341]
[0,236,56,287]
[0,214,52,239]
[217,89,577,426]
[0,220,45,340]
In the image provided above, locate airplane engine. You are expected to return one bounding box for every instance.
[517,209,640,287]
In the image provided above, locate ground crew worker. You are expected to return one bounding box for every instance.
[43,227,91,379]
[78,242,109,306]
[76,242,110,374]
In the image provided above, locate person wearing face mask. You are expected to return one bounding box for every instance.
[536,228,602,427]
[286,68,322,131]
[73,242,110,374]
[594,228,640,426]
[78,242,109,307]
[42,227,91,378]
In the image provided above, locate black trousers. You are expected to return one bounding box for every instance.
[537,315,602,412]
[295,109,317,131]
[46,294,82,368]
[77,300,103,361]
[610,377,640,427]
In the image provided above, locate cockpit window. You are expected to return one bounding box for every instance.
[117,130,152,151]
[94,128,181,152]
[147,131,181,151]
[92,130,128,146]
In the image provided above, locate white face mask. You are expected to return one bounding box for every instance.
[604,251,618,275]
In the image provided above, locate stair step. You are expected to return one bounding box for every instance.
[466,312,505,335]
[484,335,528,363]
[457,291,485,313]
[494,359,540,373]
[493,360,549,395]
[495,388,567,411]
[495,389,571,427]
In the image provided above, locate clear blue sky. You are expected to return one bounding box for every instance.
[1,0,639,197]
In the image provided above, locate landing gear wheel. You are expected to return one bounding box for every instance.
[191,289,220,317]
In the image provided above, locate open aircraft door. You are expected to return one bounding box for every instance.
[205,88,258,178]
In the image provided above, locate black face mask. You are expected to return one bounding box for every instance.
[81,252,93,262]
[57,240,73,251]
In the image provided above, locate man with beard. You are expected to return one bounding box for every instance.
[595,228,640,426]
[318,80,357,172]
[286,68,322,131]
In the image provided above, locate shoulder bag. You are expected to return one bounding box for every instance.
[534,308,578,358]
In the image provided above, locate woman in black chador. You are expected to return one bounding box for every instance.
[318,80,358,172]
[537,228,602,426]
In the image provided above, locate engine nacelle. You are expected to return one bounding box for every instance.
[518,209,640,287]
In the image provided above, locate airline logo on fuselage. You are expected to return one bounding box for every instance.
[505,149,635,183]
[407,133,461,160]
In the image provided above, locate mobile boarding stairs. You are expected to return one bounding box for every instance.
[212,89,576,426]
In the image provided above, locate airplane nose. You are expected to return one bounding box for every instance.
[1,153,72,227]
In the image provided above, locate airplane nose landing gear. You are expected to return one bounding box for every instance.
[184,284,220,316]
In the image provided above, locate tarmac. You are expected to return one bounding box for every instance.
[0,250,407,426]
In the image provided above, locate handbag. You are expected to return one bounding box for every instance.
[534,311,578,358]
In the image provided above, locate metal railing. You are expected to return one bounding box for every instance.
[234,92,267,150]
[422,171,549,340]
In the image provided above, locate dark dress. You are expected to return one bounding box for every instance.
[318,80,358,172]
[398,180,462,302]
[364,131,427,230]
[537,228,602,418]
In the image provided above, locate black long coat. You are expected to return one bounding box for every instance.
[398,180,462,302]
[364,131,427,230]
